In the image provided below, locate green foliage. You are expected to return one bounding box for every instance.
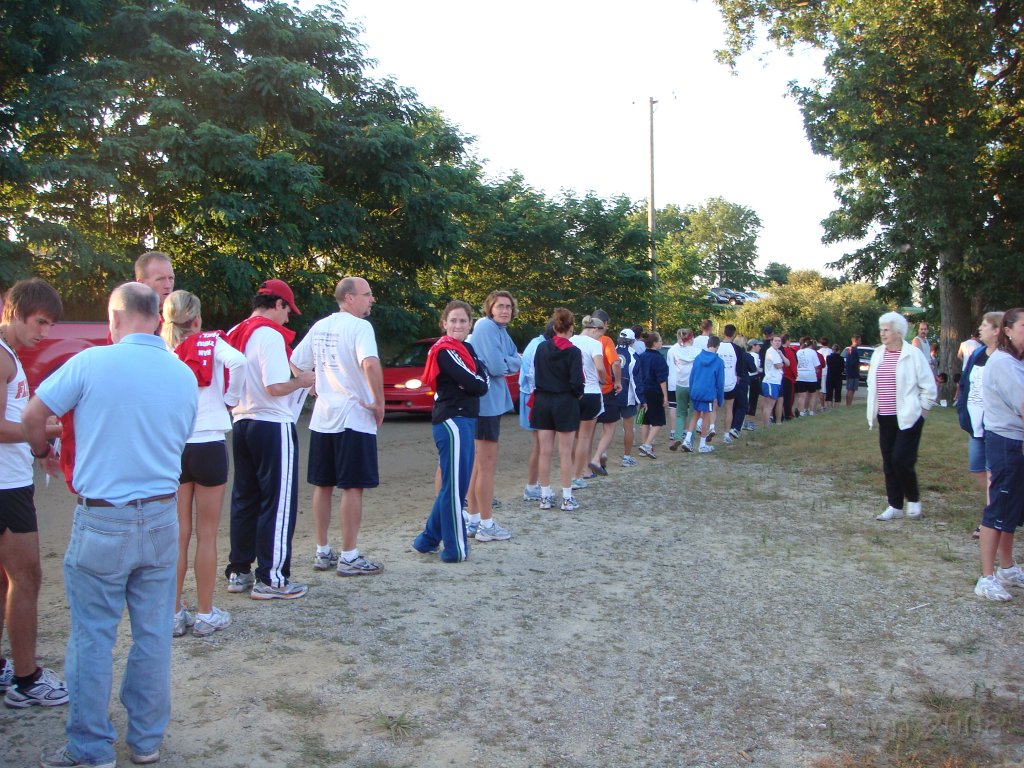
[678,197,762,289]
[762,261,790,286]
[733,271,886,344]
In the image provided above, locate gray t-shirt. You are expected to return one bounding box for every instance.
[981,350,1024,441]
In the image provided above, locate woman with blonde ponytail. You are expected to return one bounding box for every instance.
[162,290,246,637]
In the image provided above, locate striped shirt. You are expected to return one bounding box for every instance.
[876,348,900,415]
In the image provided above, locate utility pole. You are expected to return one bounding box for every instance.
[648,96,658,332]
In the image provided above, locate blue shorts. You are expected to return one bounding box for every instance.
[308,429,379,489]
[968,435,988,474]
[846,376,859,392]
[519,391,534,431]
[761,382,781,399]
[692,400,714,414]
[619,404,638,419]
[981,431,1024,533]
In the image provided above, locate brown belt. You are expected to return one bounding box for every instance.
[77,494,176,508]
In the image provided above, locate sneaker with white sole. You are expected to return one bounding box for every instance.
[975,575,1012,602]
[638,444,657,459]
[4,667,68,708]
[523,485,542,501]
[539,495,553,510]
[876,506,904,521]
[698,444,715,453]
[681,441,693,453]
[39,746,114,768]
[337,555,384,577]
[466,521,478,538]
[996,565,1024,589]
[729,428,741,439]
[130,750,160,765]
[227,572,255,593]
[723,433,733,445]
[475,520,512,541]
[744,422,758,431]
[560,496,580,511]
[621,456,638,467]
[313,548,339,571]
[250,581,308,600]
[906,501,922,519]
[172,607,195,638]
[192,607,231,637]
[571,477,588,490]
[0,658,12,691]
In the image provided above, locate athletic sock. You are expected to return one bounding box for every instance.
[468,513,481,524]
[562,488,572,500]
[479,519,494,529]
[13,667,42,689]
[316,544,332,556]
[685,431,692,443]
[341,548,359,562]
[541,486,553,497]
[699,436,707,448]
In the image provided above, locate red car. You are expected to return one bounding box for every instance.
[383,338,519,414]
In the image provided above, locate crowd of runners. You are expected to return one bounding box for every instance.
[0,260,1022,767]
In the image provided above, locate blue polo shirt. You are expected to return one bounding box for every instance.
[37,333,197,505]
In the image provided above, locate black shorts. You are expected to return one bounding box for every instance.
[180,441,229,487]
[724,388,737,401]
[579,393,602,421]
[475,415,501,442]
[795,381,818,394]
[641,388,666,426]
[597,392,620,424]
[530,392,581,433]
[308,429,379,489]
[0,485,37,534]
[667,390,677,407]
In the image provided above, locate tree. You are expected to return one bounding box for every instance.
[651,204,708,331]
[713,0,1024,375]
[762,261,790,286]
[679,197,762,289]
[1,0,480,335]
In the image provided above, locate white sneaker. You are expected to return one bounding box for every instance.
[192,607,231,637]
[698,444,715,454]
[723,433,733,445]
[996,564,1024,589]
[475,520,512,542]
[906,501,922,519]
[571,477,588,490]
[876,506,904,521]
[975,575,1012,601]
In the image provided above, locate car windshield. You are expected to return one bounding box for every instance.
[387,341,431,367]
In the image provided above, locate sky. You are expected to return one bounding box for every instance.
[338,0,850,279]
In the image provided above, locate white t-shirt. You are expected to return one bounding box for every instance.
[291,311,380,435]
[796,348,820,383]
[960,339,982,371]
[570,334,604,395]
[191,337,247,442]
[717,340,738,392]
[693,334,710,351]
[764,346,785,386]
[0,337,31,489]
[230,326,296,424]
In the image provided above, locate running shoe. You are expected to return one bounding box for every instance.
[975,575,1012,602]
[172,607,195,638]
[475,520,512,541]
[996,565,1024,589]
[620,456,638,467]
[4,667,68,708]
[729,428,741,440]
[130,751,160,765]
[227,572,255,593]
[723,433,733,445]
[669,440,681,452]
[466,521,478,538]
[571,477,588,490]
[560,496,580,512]
[411,538,440,554]
[539,495,554,510]
[313,548,339,571]
[0,658,12,691]
[588,461,608,477]
[698,444,715,454]
[192,607,231,637]
[906,502,922,519]
[681,441,693,453]
[523,485,543,501]
[706,427,716,444]
[638,444,656,459]
[875,506,904,521]
[337,555,384,577]
[39,746,114,768]
[250,581,308,599]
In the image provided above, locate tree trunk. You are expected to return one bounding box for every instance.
[937,251,973,380]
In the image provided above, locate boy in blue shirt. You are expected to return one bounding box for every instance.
[683,336,725,453]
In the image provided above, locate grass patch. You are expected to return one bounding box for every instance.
[367,709,419,740]
[717,406,980,532]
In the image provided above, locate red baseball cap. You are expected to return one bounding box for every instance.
[258,279,301,315]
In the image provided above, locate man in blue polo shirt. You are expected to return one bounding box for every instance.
[23,282,197,768]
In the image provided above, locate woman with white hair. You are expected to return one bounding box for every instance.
[866,311,937,521]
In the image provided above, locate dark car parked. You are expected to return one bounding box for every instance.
[709,287,745,305]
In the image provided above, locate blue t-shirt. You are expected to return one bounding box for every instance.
[37,334,197,505]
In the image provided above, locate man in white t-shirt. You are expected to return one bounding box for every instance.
[225,279,314,599]
[291,276,385,577]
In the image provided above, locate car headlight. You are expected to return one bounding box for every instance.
[399,378,422,390]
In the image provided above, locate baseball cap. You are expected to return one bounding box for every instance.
[747,339,763,350]
[258,279,301,315]
[619,328,636,341]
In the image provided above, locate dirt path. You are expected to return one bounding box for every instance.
[4,411,1023,767]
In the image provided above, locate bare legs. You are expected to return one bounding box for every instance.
[468,440,499,522]
[313,485,364,552]
[0,530,42,676]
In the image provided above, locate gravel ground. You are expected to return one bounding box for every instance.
[4,410,1024,767]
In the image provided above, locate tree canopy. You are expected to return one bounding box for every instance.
[714,0,1024,373]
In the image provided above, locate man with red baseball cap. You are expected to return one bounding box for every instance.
[223,279,314,599]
